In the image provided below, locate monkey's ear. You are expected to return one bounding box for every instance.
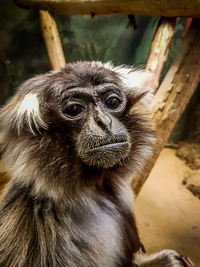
[0,76,48,137]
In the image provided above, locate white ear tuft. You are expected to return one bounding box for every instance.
[16,93,47,134]
[17,93,39,115]
[0,92,47,137]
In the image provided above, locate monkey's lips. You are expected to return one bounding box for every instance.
[79,141,130,168]
[88,141,129,151]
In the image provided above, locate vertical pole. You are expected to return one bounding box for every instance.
[39,10,66,70]
[146,17,176,92]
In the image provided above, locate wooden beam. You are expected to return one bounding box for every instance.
[39,10,66,70]
[15,0,200,17]
[132,20,200,194]
[146,17,176,92]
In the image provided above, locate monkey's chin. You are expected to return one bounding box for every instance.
[79,142,129,168]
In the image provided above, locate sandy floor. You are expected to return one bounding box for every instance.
[135,148,200,266]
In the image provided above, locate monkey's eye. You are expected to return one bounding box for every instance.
[105,96,121,109]
[63,104,85,117]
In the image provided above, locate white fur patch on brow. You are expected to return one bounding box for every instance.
[17,93,47,134]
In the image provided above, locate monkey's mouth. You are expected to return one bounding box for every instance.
[79,140,130,168]
[87,141,129,152]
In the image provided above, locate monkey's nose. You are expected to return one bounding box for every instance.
[94,107,112,132]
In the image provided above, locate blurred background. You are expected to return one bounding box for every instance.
[0,1,185,104]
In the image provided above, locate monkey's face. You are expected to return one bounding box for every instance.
[0,61,153,176]
[56,85,130,168]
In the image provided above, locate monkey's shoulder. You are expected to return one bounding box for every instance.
[0,185,137,267]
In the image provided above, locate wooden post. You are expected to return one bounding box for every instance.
[39,10,66,70]
[132,21,200,194]
[15,0,200,17]
[145,17,176,92]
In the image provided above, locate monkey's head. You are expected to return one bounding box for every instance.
[0,62,153,193]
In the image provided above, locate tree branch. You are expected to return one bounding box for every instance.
[39,10,66,70]
[15,0,200,17]
[132,21,200,194]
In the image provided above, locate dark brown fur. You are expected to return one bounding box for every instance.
[0,62,154,267]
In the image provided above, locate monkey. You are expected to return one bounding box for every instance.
[0,61,193,267]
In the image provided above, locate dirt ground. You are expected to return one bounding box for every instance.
[135,148,200,266]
